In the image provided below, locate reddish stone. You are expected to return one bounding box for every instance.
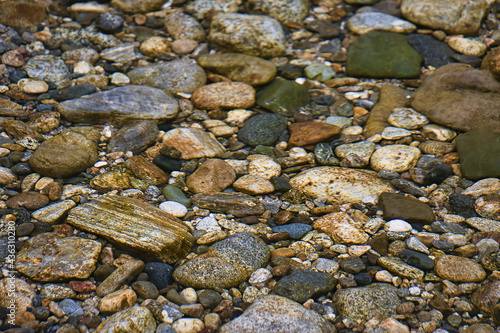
[288,122,341,147]
[6,191,49,210]
[69,281,96,293]
[472,231,500,244]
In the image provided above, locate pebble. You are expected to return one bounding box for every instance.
[99,288,137,314]
[18,79,49,94]
[186,158,236,194]
[347,11,416,35]
[434,255,487,282]
[192,82,255,110]
[370,145,421,172]
[162,128,226,159]
[388,107,429,129]
[144,262,174,291]
[96,260,145,297]
[131,281,159,300]
[171,318,205,333]
[95,305,156,332]
[238,113,288,146]
[159,201,188,218]
[447,37,487,57]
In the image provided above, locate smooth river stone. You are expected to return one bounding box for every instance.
[58,85,179,125]
[66,195,194,264]
[434,255,487,283]
[95,305,156,333]
[456,129,500,180]
[289,166,394,204]
[15,233,102,282]
[312,211,369,244]
[191,192,265,217]
[162,127,226,159]
[108,120,159,155]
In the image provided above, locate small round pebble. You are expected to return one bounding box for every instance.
[159,201,188,218]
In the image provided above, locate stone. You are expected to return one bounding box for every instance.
[463,178,500,197]
[165,11,206,42]
[100,43,137,63]
[162,128,226,159]
[288,122,341,147]
[419,141,455,155]
[0,99,25,117]
[0,0,47,28]
[187,159,236,194]
[304,63,336,82]
[247,0,309,24]
[219,295,336,332]
[378,192,435,224]
[274,270,336,303]
[128,60,206,95]
[313,211,370,244]
[388,107,428,130]
[15,233,101,282]
[470,280,500,313]
[346,31,422,79]
[2,50,25,67]
[96,260,145,297]
[31,200,76,225]
[159,201,188,218]
[197,53,276,86]
[370,145,421,172]
[401,0,490,35]
[124,156,168,186]
[271,223,313,240]
[0,166,17,185]
[110,0,167,13]
[95,305,156,332]
[58,85,179,125]
[411,64,500,133]
[290,167,394,204]
[192,82,256,110]
[96,12,125,34]
[347,11,416,35]
[139,37,171,58]
[18,79,49,94]
[90,166,134,192]
[399,249,435,270]
[247,154,281,179]
[49,84,97,102]
[448,37,487,57]
[186,0,240,20]
[377,257,424,279]
[256,78,310,116]
[233,174,275,195]
[24,55,69,82]
[0,278,35,313]
[434,255,487,283]
[209,13,286,58]
[456,130,500,180]
[99,289,137,314]
[173,232,270,289]
[199,290,223,309]
[238,113,288,146]
[334,141,375,167]
[475,195,500,220]
[407,34,454,68]
[172,319,205,333]
[6,191,49,211]
[144,262,174,291]
[333,283,401,325]
[365,85,409,137]
[108,121,159,155]
[162,185,191,207]
[67,195,194,264]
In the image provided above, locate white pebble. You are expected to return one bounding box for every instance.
[409,286,421,296]
[384,219,412,232]
[180,287,197,304]
[159,201,188,218]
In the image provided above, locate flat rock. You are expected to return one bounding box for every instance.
[290,167,394,204]
[191,82,256,110]
[346,31,422,79]
[197,53,276,86]
[110,0,167,13]
[233,174,275,195]
[97,260,145,297]
[274,270,337,303]
[99,289,137,314]
[245,0,309,24]
[186,0,240,20]
[378,192,435,224]
[333,283,401,325]
[95,305,156,332]
[15,233,101,282]
[6,191,49,211]
[0,278,36,313]
[470,280,500,313]
[162,128,226,159]
[29,128,99,178]
[456,130,500,180]
[0,99,25,117]
[108,120,159,155]
[256,77,310,116]
[124,156,169,186]
[410,63,500,134]
[401,0,490,35]
[407,34,454,68]
[58,85,179,125]
[313,211,370,244]
[31,200,77,224]
[66,195,194,264]
[0,0,47,28]
[186,159,236,194]
[127,59,206,95]
[164,11,206,42]
[288,122,341,147]
[238,113,288,146]
[377,256,424,280]
[347,11,416,35]
[191,192,265,217]
[370,145,421,172]
[173,232,270,289]
[219,295,336,333]
[209,13,286,58]
[434,255,487,283]
[24,55,69,82]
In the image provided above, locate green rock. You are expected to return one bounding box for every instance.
[238,113,288,146]
[456,129,500,180]
[378,192,435,224]
[304,63,336,82]
[162,185,191,207]
[256,78,310,116]
[274,270,337,303]
[346,31,422,78]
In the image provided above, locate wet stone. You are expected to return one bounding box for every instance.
[124,155,168,186]
[6,191,49,211]
[94,305,156,332]
[144,262,174,291]
[24,55,69,82]
[434,255,487,283]
[192,82,255,110]
[271,223,313,240]
[456,130,500,180]
[238,113,288,147]
[165,11,206,42]
[288,122,341,147]
[378,256,424,279]
[340,256,366,274]
[191,192,265,217]
[256,78,310,116]
[162,185,191,207]
[108,121,159,155]
[274,270,337,303]
[49,84,97,102]
[399,249,435,270]
[187,159,236,194]
[379,192,435,224]
[162,128,226,159]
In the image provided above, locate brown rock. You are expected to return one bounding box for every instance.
[0,98,25,117]
[313,211,369,244]
[69,281,96,293]
[6,191,49,210]
[124,155,168,186]
[471,280,500,313]
[99,289,137,315]
[411,63,500,133]
[0,0,47,28]
[2,119,45,141]
[434,255,486,283]
[191,192,265,217]
[162,128,226,159]
[1,50,25,67]
[482,46,500,80]
[232,174,275,195]
[0,278,35,313]
[288,122,341,147]
[191,82,256,110]
[186,159,236,194]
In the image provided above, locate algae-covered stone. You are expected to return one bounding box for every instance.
[66,196,194,264]
[191,192,265,217]
[456,130,500,180]
[346,31,422,78]
[238,113,288,146]
[256,78,310,116]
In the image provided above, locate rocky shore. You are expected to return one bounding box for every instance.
[0,0,500,332]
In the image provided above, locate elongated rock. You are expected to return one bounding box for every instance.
[66,196,194,264]
[191,193,265,217]
[58,85,179,125]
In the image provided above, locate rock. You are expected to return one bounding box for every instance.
[434,255,487,283]
[470,280,500,313]
[124,156,168,186]
[233,174,275,195]
[139,37,171,58]
[305,63,336,82]
[95,305,156,332]
[219,295,336,333]
[288,122,341,147]
[456,130,500,180]
[132,281,159,300]
[100,43,137,63]
[313,211,370,244]
[0,99,25,117]
[399,249,435,270]
[0,0,47,28]
[99,289,137,316]
[0,278,35,313]
[173,232,270,289]
[172,319,205,333]
[248,154,281,179]
[90,166,134,192]
[49,84,97,102]
[162,185,191,207]
[15,233,101,282]
[378,192,435,224]
[245,0,309,24]
[6,191,49,211]
[165,11,206,42]
[108,121,159,155]
[162,128,226,159]
[58,85,179,125]
[388,107,429,130]
[370,145,421,172]
[401,0,490,35]
[96,260,145,297]
[378,257,424,279]
[0,166,17,185]
[347,11,416,35]
[66,195,193,264]
[411,64,500,133]
[256,78,310,116]
[333,283,401,325]
[192,82,255,110]
[346,31,422,78]
[128,60,206,95]
[463,178,500,197]
[271,223,312,240]
[407,34,454,68]
[110,0,166,13]
[238,113,288,146]
[334,141,375,167]
[96,12,125,34]
[290,167,394,204]
[159,201,188,218]
[209,13,286,58]
[185,0,240,20]
[274,270,336,303]
[18,79,49,94]
[475,195,500,220]
[192,193,265,217]
[197,53,276,86]
[187,159,236,194]
[24,55,69,82]
[144,262,174,290]
[448,36,487,57]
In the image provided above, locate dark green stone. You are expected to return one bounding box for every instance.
[378,192,435,224]
[399,249,434,270]
[270,176,292,192]
[238,113,288,146]
[346,31,422,78]
[162,185,191,207]
[256,77,310,116]
[456,129,500,180]
[153,155,182,173]
[274,270,337,303]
